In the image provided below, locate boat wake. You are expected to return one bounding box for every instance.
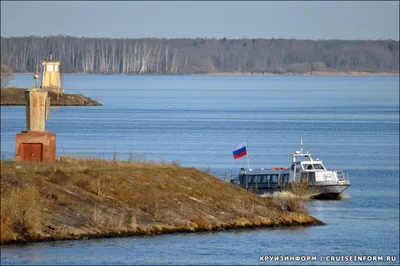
[259,191,350,201]
[259,191,312,200]
[337,192,351,199]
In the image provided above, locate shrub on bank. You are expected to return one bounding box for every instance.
[1,186,43,242]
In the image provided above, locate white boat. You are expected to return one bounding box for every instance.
[230,140,350,199]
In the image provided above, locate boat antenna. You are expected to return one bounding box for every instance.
[300,137,303,154]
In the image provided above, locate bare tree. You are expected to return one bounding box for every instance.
[1,64,14,88]
[0,36,398,74]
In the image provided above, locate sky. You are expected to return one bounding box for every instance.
[1,1,399,40]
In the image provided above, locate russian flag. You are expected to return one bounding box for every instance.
[233,142,247,159]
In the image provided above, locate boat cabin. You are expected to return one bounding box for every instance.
[291,161,327,171]
[231,168,290,194]
[289,151,337,183]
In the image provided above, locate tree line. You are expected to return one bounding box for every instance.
[0,64,14,88]
[1,36,398,74]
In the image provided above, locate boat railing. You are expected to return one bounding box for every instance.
[336,169,350,184]
[215,170,236,182]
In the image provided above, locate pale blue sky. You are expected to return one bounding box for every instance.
[1,1,399,40]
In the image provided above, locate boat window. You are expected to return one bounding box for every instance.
[314,164,324,170]
[282,174,289,184]
[262,175,269,183]
[304,164,314,170]
[257,175,262,183]
[245,176,250,184]
[270,175,278,183]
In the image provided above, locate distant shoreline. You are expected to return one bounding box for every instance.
[197,71,400,77]
[13,71,400,77]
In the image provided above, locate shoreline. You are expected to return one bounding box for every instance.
[2,219,321,246]
[0,158,323,246]
[0,88,102,106]
[13,71,400,77]
[202,71,400,77]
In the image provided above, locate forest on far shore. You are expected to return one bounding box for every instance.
[1,36,399,74]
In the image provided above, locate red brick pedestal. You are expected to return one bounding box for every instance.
[14,130,56,162]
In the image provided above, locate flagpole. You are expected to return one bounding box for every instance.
[245,142,251,170]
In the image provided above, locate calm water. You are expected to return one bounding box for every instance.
[1,75,399,265]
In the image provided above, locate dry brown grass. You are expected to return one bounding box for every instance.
[186,216,212,230]
[285,198,309,214]
[1,186,43,242]
[0,157,323,245]
[288,182,320,199]
[0,88,26,105]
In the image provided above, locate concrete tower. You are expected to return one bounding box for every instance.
[41,53,64,93]
[14,73,56,162]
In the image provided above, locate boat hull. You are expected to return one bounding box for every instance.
[241,184,349,200]
[309,184,350,199]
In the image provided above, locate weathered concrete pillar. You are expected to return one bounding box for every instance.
[25,89,48,131]
[14,88,56,162]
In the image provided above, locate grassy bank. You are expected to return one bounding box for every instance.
[0,88,102,106]
[0,157,323,245]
